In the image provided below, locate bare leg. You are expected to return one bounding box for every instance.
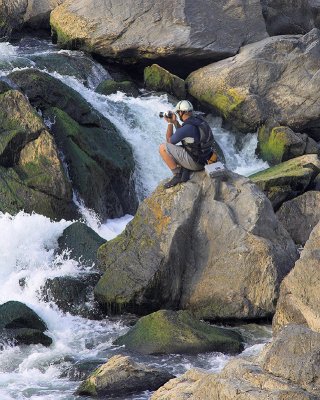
[159,143,179,171]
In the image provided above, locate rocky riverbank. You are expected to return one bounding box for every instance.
[1,0,320,399]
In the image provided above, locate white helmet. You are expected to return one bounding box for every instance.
[175,100,193,112]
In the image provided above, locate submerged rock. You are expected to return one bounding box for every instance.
[152,324,320,399]
[144,64,186,98]
[76,354,174,397]
[57,222,105,266]
[276,191,320,245]
[114,310,244,355]
[0,89,76,219]
[0,301,52,347]
[8,69,138,219]
[50,0,267,73]
[273,221,320,334]
[95,170,297,321]
[187,29,320,133]
[250,154,320,210]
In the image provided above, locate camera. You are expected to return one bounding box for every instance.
[159,111,173,118]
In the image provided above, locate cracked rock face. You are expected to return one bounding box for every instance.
[50,0,267,71]
[187,29,320,133]
[273,221,320,335]
[95,170,298,321]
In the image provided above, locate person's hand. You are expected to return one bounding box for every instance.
[164,112,177,124]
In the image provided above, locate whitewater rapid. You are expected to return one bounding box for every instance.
[0,39,271,399]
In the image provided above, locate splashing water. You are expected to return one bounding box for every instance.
[0,38,271,399]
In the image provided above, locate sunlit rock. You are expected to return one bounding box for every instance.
[95,170,297,321]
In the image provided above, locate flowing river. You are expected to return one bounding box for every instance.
[0,37,271,399]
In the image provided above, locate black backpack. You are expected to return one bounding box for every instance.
[183,117,217,164]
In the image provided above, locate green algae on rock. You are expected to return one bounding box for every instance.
[96,80,139,97]
[114,310,244,355]
[0,90,76,219]
[144,64,186,98]
[257,124,319,166]
[250,154,320,209]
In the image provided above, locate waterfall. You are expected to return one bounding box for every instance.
[0,38,271,399]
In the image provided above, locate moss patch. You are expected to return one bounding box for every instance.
[114,310,243,355]
[96,80,139,97]
[144,64,186,98]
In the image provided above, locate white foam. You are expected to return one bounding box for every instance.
[0,43,17,57]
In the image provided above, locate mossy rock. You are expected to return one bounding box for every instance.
[114,310,244,355]
[257,125,306,165]
[58,222,105,265]
[0,90,76,219]
[8,69,101,126]
[45,107,137,218]
[144,64,186,98]
[96,80,139,97]
[250,154,320,209]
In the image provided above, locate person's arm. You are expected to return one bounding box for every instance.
[165,113,181,142]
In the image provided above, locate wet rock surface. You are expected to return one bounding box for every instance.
[0,301,52,347]
[8,68,138,219]
[57,222,105,266]
[0,89,76,219]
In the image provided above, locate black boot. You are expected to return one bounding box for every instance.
[180,168,191,183]
[164,172,182,189]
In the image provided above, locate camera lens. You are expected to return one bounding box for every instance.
[159,112,165,118]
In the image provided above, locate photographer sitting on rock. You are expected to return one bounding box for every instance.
[159,100,217,189]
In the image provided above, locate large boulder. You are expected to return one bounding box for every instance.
[114,310,244,355]
[250,154,320,210]
[95,170,297,321]
[273,221,320,334]
[0,89,76,220]
[187,29,320,134]
[76,354,174,397]
[0,301,52,347]
[261,0,320,36]
[8,69,138,218]
[152,324,320,399]
[0,0,65,37]
[276,191,320,245]
[50,0,267,74]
